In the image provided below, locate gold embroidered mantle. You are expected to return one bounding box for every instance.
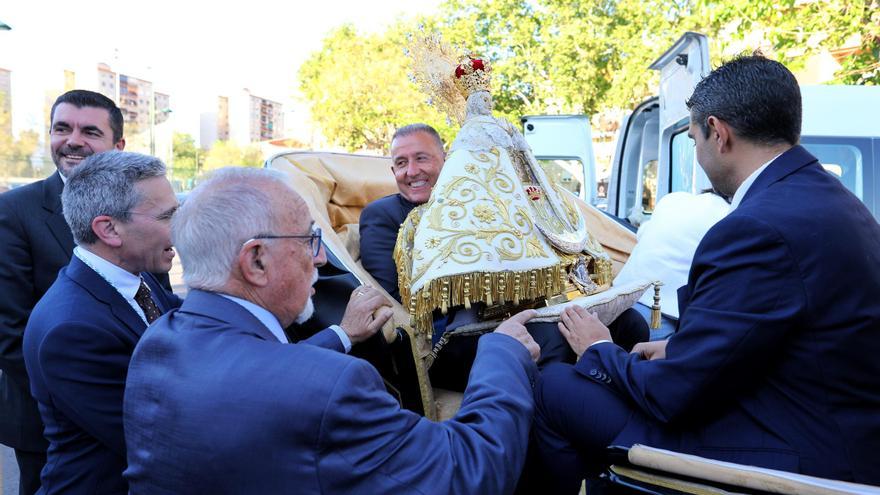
[394,147,611,334]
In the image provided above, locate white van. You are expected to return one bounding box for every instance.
[524,32,880,225]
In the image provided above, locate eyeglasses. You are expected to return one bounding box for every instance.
[243,226,323,257]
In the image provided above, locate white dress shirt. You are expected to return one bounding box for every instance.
[728,153,781,212]
[74,246,150,323]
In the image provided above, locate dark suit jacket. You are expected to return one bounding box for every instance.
[359,193,416,302]
[124,289,537,494]
[574,146,880,482]
[0,172,172,454]
[23,256,182,494]
[0,173,73,452]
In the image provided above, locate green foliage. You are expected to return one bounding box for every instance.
[171,132,201,188]
[299,0,878,149]
[202,140,263,172]
[298,24,458,152]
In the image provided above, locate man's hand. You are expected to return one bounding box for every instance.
[631,340,668,361]
[557,305,612,360]
[494,309,541,362]
[339,286,393,344]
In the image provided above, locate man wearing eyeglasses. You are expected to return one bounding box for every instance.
[123,167,540,494]
[22,151,182,494]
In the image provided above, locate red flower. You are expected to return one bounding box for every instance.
[455,65,466,78]
[472,59,485,71]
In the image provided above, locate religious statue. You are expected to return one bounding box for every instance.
[396,35,651,336]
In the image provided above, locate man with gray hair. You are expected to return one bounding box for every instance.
[124,167,540,494]
[22,151,182,494]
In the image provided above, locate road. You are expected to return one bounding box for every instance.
[0,255,187,493]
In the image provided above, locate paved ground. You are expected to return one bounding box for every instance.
[0,256,187,494]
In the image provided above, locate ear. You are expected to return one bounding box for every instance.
[91,215,123,247]
[706,116,732,153]
[115,138,126,151]
[237,241,270,287]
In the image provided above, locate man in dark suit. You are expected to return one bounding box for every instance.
[525,55,880,491]
[123,167,541,494]
[0,90,126,495]
[22,151,183,494]
[360,124,648,390]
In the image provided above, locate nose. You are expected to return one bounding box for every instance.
[405,162,422,177]
[66,129,85,148]
[313,242,327,267]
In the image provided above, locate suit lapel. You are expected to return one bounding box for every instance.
[180,290,281,343]
[41,172,76,256]
[740,145,818,207]
[67,256,147,338]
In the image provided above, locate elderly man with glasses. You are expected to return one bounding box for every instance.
[123,166,541,494]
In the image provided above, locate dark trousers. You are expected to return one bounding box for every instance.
[14,448,45,495]
[429,308,648,392]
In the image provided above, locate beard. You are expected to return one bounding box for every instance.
[294,297,314,324]
[294,269,319,324]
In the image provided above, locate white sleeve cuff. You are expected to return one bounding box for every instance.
[329,325,352,353]
[588,339,613,350]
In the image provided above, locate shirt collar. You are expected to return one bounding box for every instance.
[73,245,142,300]
[728,153,781,212]
[218,294,288,343]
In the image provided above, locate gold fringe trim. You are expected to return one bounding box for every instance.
[404,264,575,335]
[393,202,614,336]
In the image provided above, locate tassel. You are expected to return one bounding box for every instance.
[650,281,663,329]
[463,279,472,310]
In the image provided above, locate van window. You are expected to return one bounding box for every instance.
[800,141,864,199]
[537,159,584,197]
[670,129,697,194]
[642,159,658,214]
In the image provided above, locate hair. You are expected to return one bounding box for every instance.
[62,151,166,245]
[51,89,125,143]
[172,167,295,290]
[392,123,445,152]
[686,55,801,146]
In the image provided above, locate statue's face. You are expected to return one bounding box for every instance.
[390,131,445,204]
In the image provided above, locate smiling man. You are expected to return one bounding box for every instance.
[0,90,126,495]
[359,123,444,302]
[23,151,182,494]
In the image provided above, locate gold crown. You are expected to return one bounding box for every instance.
[454,56,492,96]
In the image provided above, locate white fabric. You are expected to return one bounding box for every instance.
[613,192,729,318]
[74,246,148,323]
[729,154,779,211]
[409,147,562,294]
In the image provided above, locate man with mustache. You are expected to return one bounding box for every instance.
[123,167,540,494]
[0,90,125,495]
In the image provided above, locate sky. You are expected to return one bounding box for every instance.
[0,0,441,143]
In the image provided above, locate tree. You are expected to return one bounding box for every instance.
[693,0,880,85]
[298,0,878,148]
[299,24,458,152]
[202,140,263,172]
[171,132,201,186]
